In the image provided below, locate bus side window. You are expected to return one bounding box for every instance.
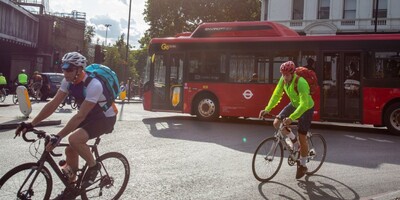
[370,52,400,79]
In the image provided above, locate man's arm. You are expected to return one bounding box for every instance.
[264,77,285,112]
[31,90,68,126]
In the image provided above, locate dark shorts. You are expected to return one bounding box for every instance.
[78,115,116,139]
[278,103,314,134]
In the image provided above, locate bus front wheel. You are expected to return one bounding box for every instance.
[384,102,400,136]
[195,95,219,120]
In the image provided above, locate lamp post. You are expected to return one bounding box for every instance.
[374,0,379,33]
[105,24,111,46]
[125,0,132,83]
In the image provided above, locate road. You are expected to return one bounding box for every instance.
[0,98,399,200]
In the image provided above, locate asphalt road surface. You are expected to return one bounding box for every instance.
[0,99,399,200]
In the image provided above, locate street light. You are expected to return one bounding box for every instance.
[125,0,132,83]
[105,24,111,46]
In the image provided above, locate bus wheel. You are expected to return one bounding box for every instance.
[384,102,400,135]
[195,95,219,120]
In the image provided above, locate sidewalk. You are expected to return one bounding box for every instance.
[0,97,143,130]
[0,101,61,130]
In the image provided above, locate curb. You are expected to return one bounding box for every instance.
[0,120,62,130]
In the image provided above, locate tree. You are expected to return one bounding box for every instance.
[142,0,261,41]
[83,25,95,63]
[101,33,140,83]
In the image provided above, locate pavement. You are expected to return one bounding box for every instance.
[0,95,388,134]
[0,97,142,130]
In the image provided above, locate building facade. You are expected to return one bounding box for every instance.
[261,0,400,35]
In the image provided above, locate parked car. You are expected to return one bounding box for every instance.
[40,73,64,101]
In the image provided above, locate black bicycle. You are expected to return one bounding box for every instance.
[0,87,9,102]
[59,94,78,109]
[252,115,327,182]
[0,129,130,199]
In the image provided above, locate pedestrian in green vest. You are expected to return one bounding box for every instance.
[16,69,28,86]
[0,73,7,96]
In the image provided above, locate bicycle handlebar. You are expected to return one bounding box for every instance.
[21,129,63,157]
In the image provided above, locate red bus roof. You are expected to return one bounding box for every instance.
[151,21,400,44]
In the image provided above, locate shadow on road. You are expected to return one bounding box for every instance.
[257,174,359,200]
[142,116,400,169]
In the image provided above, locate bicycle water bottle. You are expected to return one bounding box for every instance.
[285,137,293,151]
[59,160,75,182]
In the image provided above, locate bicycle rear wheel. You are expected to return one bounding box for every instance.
[306,133,327,175]
[12,94,18,104]
[0,163,53,200]
[252,137,284,182]
[70,96,78,109]
[81,152,130,200]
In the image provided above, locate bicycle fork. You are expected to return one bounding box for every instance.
[16,161,48,199]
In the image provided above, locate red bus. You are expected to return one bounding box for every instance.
[142,21,400,135]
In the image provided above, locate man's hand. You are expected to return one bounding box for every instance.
[283,117,292,126]
[15,122,33,138]
[45,134,61,152]
[259,110,269,119]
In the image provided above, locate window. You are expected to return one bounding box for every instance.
[188,52,226,81]
[299,53,317,72]
[229,55,255,83]
[343,0,356,19]
[170,54,184,84]
[373,0,387,18]
[257,57,270,83]
[366,52,400,79]
[153,54,166,86]
[292,0,304,20]
[272,53,296,83]
[318,0,330,19]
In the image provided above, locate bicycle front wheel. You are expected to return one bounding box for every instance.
[70,96,78,109]
[306,133,327,175]
[12,94,18,104]
[252,137,284,182]
[81,152,130,200]
[0,163,53,200]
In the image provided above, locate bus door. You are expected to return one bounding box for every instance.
[321,52,361,122]
[151,53,184,111]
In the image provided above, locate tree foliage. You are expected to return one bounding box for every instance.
[142,0,261,41]
[102,34,141,82]
[83,25,95,63]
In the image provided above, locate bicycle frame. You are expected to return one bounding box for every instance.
[21,137,102,196]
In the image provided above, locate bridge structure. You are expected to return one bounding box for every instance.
[0,0,85,88]
[0,0,39,49]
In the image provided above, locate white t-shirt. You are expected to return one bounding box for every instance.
[59,75,117,117]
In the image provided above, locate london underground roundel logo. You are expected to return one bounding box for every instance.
[243,89,253,100]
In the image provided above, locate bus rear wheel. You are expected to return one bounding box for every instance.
[384,102,400,136]
[195,95,219,120]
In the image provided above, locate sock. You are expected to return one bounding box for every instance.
[300,156,307,166]
[288,132,296,140]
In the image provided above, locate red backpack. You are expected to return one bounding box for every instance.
[294,67,318,95]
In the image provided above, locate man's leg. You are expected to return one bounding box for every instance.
[296,107,314,179]
[68,128,96,167]
[298,132,309,159]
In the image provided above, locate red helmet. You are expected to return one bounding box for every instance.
[280,61,295,75]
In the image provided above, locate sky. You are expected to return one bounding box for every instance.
[48,0,149,49]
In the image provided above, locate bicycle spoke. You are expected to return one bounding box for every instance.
[0,164,52,200]
[252,137,283,182]
[81,152,130,200]
[306,133,327,175]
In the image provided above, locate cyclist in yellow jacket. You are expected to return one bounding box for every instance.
[0,73,7,96]
[16,69,29,88]
[259,61,314,179]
